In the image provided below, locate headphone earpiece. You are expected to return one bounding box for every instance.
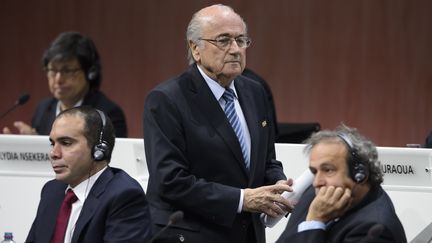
[92,109,110,162]
[337,133,369,183]
[87,65,98,82]
[353,163,367,183]
[93,142,110,161]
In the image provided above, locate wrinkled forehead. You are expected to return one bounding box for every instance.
[309,142,348,166]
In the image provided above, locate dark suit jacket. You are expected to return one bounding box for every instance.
[25,167,152,243]
[242,68,278,137]
[143,65,286,243]
[276,186,407,243]
[32,90,127,137]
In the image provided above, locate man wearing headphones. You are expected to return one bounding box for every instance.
[26,106,151,243]
[276,125,407,243]
[2,32,127,137]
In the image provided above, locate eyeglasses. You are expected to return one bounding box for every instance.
[45,67,82,78]
[199,36,251,49]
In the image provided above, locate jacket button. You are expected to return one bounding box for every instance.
[178,234,185,242]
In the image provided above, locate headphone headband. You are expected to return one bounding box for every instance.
[93,109,109,162]
[95,109,106,143]
[337,133,368,183]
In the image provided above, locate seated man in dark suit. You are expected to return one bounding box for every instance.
[276,125,407,243]
[25,106,151,243]
[2,32,127,137]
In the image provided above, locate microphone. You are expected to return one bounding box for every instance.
[358,224,385,243]
[0,93,30,120]
[148,210,184,243]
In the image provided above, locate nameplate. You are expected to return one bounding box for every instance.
[379,147,432,187]
[0,135,52,177]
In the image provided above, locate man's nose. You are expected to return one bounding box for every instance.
[228,39,241,52]
[313,172,325,188]
[50,144,61,160]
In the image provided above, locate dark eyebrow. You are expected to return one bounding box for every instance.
[320,162,335,168]
[309,166,317,174]
[319,163,337,172]
[50,136,76,143]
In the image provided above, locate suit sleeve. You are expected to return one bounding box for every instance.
[279,221,401,243]
[143,90,240,227]
[25,182,54,243]
[104,186,152,243]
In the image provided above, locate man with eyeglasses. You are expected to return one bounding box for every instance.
[143,4,293,243]
[2,32,127,137]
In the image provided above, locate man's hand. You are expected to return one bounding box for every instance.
[276,178,294,186]
[243,183,294,217]
[2,121,37,135]
[306,186,352,223]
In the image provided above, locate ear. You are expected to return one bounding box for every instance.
[189,40,201,63]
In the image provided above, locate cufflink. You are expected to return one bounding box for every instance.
[261,120,267,127]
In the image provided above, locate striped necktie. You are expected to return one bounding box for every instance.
[222,88,250,169]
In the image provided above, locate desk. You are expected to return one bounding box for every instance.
[0,135,431,242]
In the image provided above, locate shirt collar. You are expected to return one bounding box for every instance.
[197,65,238,101]
[55,98,84,116]
[66,166,108,203]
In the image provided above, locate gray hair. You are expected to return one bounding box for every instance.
[303,124,383,186]
[185,4,248,65]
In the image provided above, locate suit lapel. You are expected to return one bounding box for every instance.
[40,183,67,242]
[184,66,248,176]
[71,168,114,243]
[235,78,260,182]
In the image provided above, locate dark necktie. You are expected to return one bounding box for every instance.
[222,88,250,169]
[52,189,78,243]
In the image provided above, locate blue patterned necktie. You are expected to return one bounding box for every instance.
[222,88,250,169]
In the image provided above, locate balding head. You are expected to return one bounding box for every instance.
[186,4,247,65]
[186,4,249,86]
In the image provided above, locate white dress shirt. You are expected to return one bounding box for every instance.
[197,66,251,213]
[63,166,107,243]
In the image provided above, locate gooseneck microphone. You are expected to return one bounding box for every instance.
[148,210,184,243]
[0,93,30,120]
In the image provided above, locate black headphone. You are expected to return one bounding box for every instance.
[84,36,101,85]
[87,65,98,82]
[92,109,110,162]
[337,133,369,183]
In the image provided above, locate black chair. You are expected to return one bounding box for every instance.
[276,122,321,144]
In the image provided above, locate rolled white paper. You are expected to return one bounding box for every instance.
[260,169,314,227]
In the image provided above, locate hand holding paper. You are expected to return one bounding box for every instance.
[260,169,314,227]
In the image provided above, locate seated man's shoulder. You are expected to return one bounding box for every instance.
[107,167,144,192]
[35,97,57,110]
[85,91,122,111]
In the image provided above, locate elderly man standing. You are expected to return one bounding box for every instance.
[143,4,293,243]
